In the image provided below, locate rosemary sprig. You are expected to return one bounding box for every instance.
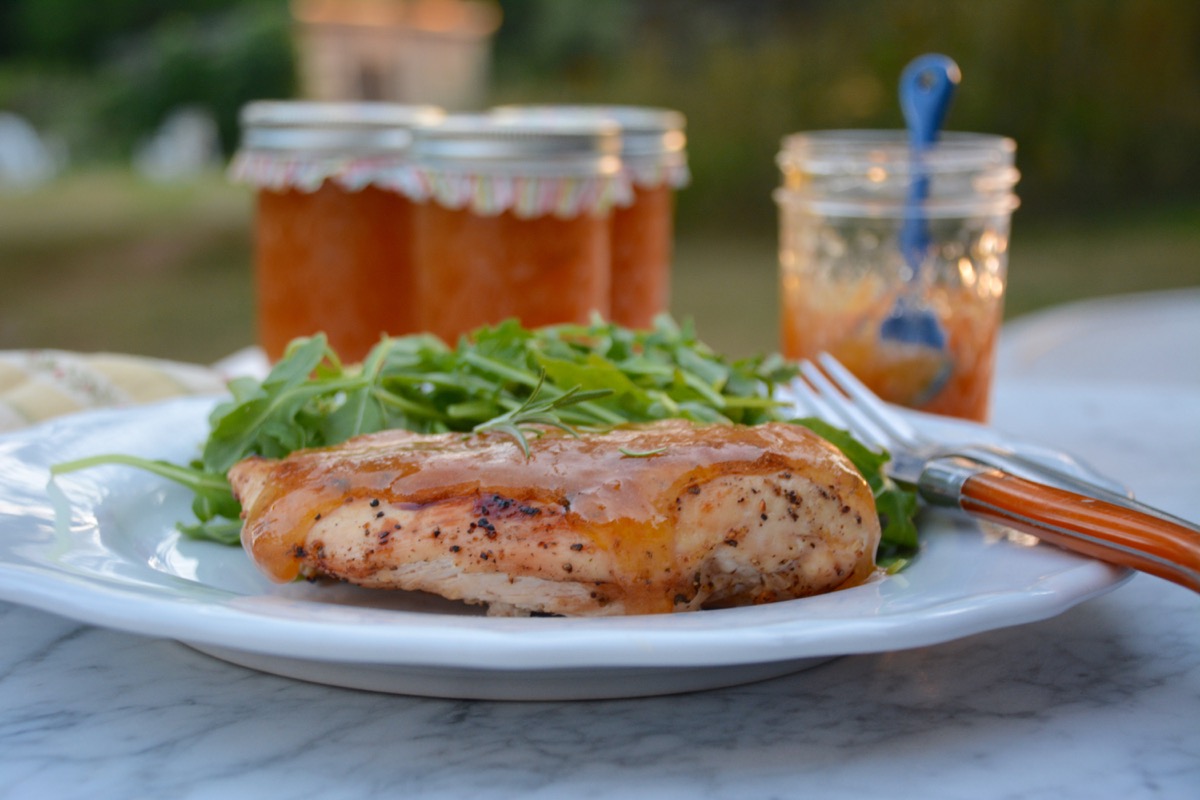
[472,372,613,457]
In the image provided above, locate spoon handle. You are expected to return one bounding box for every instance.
[900,53,961,148]
[899,54,961,264]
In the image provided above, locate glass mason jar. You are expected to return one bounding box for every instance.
[491,105,690,329]
[776,131,1020,421]
[230,101,444,362]
[405,114,626,344]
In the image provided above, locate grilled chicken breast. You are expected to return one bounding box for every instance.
[228,420,881,616]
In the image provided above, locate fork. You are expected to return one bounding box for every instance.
[795,354,1189,516]
[788,353,1200,593]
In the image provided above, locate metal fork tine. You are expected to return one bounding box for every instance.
[815,352,924,450]
[796,360,891,452]
[781,373,839,422]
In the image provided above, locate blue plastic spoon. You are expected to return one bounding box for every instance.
[879,53,961,351]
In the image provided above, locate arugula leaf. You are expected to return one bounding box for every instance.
[50,453,240,543]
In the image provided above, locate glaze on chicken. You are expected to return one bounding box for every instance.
[228,420,881,616]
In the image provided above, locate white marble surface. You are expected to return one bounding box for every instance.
[2,290,1198,799]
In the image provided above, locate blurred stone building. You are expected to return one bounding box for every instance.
[290,0,501,110]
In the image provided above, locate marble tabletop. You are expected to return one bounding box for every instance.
[1,289,1197,800]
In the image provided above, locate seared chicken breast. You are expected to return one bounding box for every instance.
[228,420,881,616]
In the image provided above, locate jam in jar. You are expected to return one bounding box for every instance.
[407,114,625,344]
[232,101,444,362]
[492,105,690,329]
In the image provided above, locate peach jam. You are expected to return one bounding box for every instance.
[231,101,444,362]
[406,114,625,344]
[492,105,690,329]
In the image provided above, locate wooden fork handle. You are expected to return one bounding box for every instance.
[930,462,1200,593]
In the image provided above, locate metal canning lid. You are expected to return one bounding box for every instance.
[489,104,689,190]
[409,113,623,175]
[237,101,446,155]
[490,105,686,158]
[405,114,631,217]
[230,101,446,192]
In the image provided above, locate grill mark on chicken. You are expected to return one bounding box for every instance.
[228,420,881,616]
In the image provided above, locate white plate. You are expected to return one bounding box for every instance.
[0,397,1130,700]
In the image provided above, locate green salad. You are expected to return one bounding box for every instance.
[53,316,918,565]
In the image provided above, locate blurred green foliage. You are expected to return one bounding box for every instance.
[0,0,1196,235]
[0,0,295,159]
[492,0,1200,232]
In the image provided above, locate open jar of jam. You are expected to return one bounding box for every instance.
[406,114,625,344]
[231,101,444,362]
[776,130,1019,421]
[491,105,689,329]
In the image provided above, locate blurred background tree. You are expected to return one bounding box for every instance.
[0,0,296,161]
[1,0,1196,231]
[490,0,1200,233]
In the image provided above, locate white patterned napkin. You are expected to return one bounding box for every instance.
[0,349,229,432]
